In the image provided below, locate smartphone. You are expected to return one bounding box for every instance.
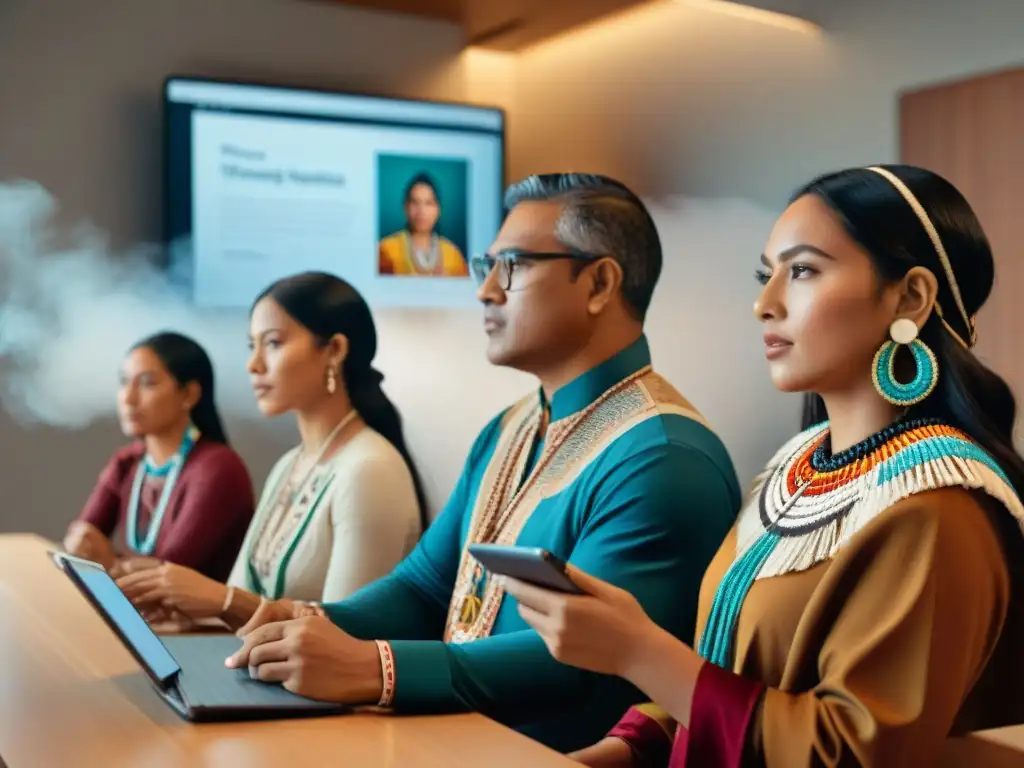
[468,544,584,595]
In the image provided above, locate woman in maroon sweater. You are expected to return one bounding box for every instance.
[63,332,255,583]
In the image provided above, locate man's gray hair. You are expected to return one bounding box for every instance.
[503,173,662,319]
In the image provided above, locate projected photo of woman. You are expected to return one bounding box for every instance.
[377,159,469,278]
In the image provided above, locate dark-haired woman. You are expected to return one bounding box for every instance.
[377,173,468,277]
[64,333,255,582]
[118,273,425,628]
[502,165,1024,766]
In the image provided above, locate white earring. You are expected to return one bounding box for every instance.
[889,317,919,345]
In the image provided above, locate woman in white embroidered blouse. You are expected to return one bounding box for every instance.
[118,272,426,627]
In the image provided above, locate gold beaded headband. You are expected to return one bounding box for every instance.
[865,166,977,349]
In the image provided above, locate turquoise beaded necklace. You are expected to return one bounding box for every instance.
[126,425,200,555]
[696,479,808,667]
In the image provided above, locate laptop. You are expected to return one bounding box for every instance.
[50,551,348,722]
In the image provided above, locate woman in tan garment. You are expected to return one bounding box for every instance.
[503,165,1024,766]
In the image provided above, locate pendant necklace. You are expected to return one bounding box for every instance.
[257,410,359,558]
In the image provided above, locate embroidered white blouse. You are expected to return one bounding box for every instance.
[228,426,421,602]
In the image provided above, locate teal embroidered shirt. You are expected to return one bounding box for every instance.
[324,336,741,752]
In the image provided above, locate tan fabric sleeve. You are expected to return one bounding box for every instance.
[751,488,1011,767]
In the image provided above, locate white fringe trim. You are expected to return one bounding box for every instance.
[736,427,1024,581]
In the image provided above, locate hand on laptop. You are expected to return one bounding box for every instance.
[234,599,295,635]
[224,616,383,705]
[117,562,228,619]
[234,598,327,635]
[109,557,162,579]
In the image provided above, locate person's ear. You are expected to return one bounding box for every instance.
[585,258,623,316]
[325,334,350,368]
[893,267,939,329]
[181,381,201,412]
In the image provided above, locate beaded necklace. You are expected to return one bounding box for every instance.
[403,232,442,275]
[126,425,201,555]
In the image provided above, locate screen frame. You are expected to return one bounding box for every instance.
[160,74,508,297]
[51,551,182,688]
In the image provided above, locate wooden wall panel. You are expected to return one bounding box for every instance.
[901,68,1024,427]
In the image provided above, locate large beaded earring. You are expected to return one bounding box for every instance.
[872,318,938,407]
[326,366,338,395]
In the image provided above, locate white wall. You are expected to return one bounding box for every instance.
[510,0,1024,204]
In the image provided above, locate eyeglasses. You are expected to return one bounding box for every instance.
[468,250,602,291]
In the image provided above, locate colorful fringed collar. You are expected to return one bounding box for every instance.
[736,419,1023,579]
[698,419,1024,669]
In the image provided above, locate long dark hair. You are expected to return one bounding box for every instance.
[254,272,429,530]
[132,331,229,444]
[793,164,1024,496]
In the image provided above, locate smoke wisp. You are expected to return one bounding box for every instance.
[0,180,256,429]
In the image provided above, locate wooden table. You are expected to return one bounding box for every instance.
[3,533,1020,767]
[0,534,575,768]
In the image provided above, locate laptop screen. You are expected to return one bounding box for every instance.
[59,555,181,685]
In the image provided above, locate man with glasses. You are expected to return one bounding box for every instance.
[227,173,741,753]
